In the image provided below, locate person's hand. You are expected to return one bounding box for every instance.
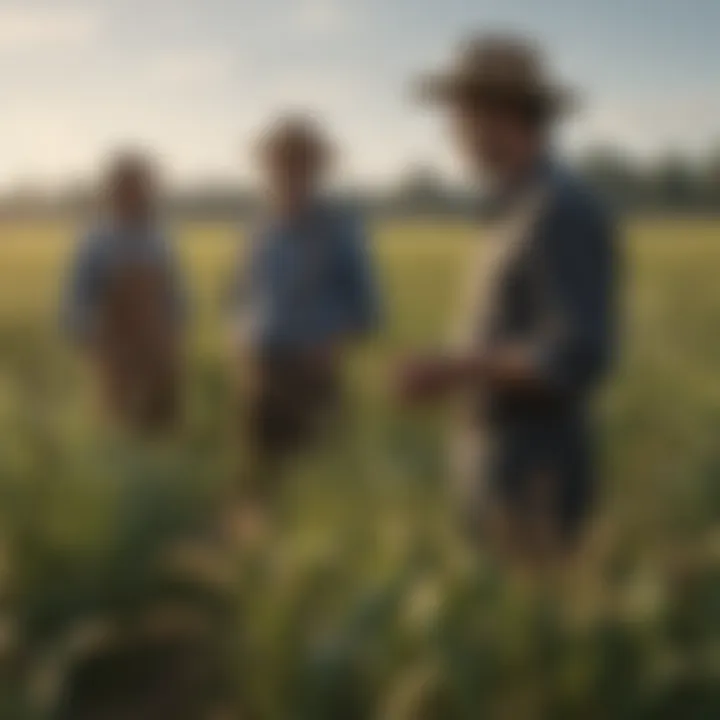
[395,353,463,405]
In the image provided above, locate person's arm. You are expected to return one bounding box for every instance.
[60,232,106,347]
[158,236,190,334]
[398,197,617,403]
[339,213,382,339]
[228,229,266,352]
[226,232,256,311]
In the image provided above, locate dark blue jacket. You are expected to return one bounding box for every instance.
[482,163,618,423]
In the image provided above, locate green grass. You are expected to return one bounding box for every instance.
[0,218,719,718]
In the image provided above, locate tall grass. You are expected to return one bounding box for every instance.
[0,219,719,718]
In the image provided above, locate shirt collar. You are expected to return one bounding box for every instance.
[103,216,161,243]
[274,197,327,233]
[482,154,554,220]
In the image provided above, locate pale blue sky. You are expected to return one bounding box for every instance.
[1,0,718,187]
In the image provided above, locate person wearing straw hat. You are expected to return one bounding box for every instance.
[397,34,619,560]
[62,151,188,433]
[231,114,381,491]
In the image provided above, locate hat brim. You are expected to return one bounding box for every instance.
[415,74,577,117]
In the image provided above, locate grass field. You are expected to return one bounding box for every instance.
[1,218,719,718]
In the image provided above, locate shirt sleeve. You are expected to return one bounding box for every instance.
[226,227,268,350]
[529,194,618,397]
[339,213,382,337]
[158,237,190,331]
[227,230,257,312]
[61,232,106,345]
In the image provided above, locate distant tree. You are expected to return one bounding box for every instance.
[700,146,720,211]
[650,154,700,211]
[391,164,453,216]
[578,147,644,209]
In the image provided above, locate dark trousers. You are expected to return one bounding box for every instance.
[484,411,597,547]
[96,346,180,434]
[247,352,342,463]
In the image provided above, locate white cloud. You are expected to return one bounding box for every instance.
[260,72,353,110]
[0,7,101,53]
[294,0,352,34]
[144,50,236,91]
[566,90,720,159]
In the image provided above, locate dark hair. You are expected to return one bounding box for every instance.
[104,150,157,190]
[256,114,333,173]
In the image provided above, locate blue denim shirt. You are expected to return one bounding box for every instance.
[235,202,380,353]
[62,221,188,344]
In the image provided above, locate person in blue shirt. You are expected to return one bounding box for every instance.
[233,115,380,476]
[62,151,188,432]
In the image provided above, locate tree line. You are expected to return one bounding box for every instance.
[1,147,719,221]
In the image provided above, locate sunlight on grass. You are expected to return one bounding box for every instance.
[1,218,719,717]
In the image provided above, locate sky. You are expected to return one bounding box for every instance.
[1,0,719,189]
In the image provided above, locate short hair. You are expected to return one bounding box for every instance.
[104,149,158,190]
[256,114,334,171]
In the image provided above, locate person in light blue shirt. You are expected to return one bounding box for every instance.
[237,202,379,354]
[234,115,381,469]
[62,151,188,431]
[63,224,187,347]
